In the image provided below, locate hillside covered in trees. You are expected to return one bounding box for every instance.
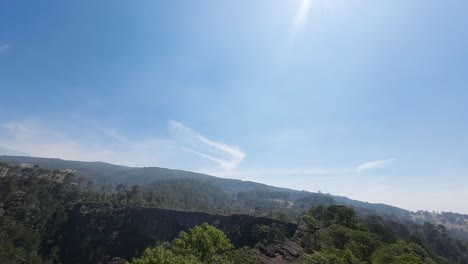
[1,156,467,238]
[1,159,468,263]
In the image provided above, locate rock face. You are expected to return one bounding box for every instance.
[257,240,305,264]
[60,203,297,263]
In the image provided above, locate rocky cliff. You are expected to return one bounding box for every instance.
[60,203,297,263]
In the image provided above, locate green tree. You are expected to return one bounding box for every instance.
[172,223,233,263]
[299,214,321,252]
[220,247,259,264]
[0,241,26,264]
[372,241,436,264]
[252,223,287,244]
[131,245,201,264]
[299,249,359,264]
[133,223,235,264]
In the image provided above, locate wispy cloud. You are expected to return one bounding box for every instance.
[292,0,313,36]
[0,120,175,167]
[169,120,245,170]
[356,158,396,173]
[0,119,246,171]
[0,43,10,55]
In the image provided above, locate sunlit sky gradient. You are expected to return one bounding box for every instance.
[1,1,468,213]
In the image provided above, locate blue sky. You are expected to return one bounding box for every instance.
[1,0,468,213]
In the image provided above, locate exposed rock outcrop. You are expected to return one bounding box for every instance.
[257,240,304,264]
[60,203,297,263]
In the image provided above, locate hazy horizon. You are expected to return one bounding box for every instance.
[1,154,466,215]
[1,1,468,214]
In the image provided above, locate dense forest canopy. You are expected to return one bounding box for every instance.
[1,161,468,263]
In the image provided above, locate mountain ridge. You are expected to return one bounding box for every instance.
[1,155,468,241]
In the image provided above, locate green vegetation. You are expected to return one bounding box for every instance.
[298,205,468,264]
[3,156,468,243]
[252,223,288,244]
[0,163,268,263]
[372,241,436,264]
[131,223,257,264]
[1,161,468,263]
[0,165,81,263]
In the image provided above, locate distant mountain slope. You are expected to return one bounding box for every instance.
[0,155,129,181]
[1,155,467,240]
[0,155,305,197]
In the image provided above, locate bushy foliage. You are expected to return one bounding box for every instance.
[131,223,257,264]
[172,223,234,262]
[299,249,360,264]
[298,205,442,264]
[252,223,288,244]
[371,241,436,264]
[132,245,201,264]
[0,165,82,263]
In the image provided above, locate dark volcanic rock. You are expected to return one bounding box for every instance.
[61,203,297,263]
[257,240,304,264]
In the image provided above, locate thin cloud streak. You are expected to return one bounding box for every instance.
[292,0,313,36]
[356,158,396,173]
[0,120,175,167]
[169,120,245,170]
[179,147,234,170]
[0,120,246,171]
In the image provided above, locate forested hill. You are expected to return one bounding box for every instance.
[1,155,468,240]
[0,155,301,197]
[1,161,468,263]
